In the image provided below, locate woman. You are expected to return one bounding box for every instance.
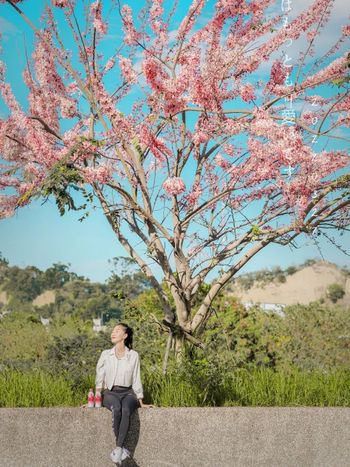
[95,322,154,465]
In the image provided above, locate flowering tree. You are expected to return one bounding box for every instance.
[0,0,349,358]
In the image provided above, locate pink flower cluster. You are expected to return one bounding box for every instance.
[143,54,189,115]
[66,81,79,95]
[90,1,108,35]
[150,0,163,33]
[301,53,349,88]
[163,177,186,195]
[264,60,289,95]
[143,57,169,93]
[33,31,65,93]
[91,76,132,139]
[51,0,69,7]
[119,57,137,83]
[121,5,140,45]
[139,124,171,162]
[185,182,202,207]
[240,83,255,102]
[342,25,350,36]
[59,96,77,119]
[177,0,205,40]
[104,59,115,72]
[81,165,113,184]
[215,153,231,170]
[0,194,18,219]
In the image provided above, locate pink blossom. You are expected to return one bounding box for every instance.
[0,0,349,241]
[0,195,18,219]
[32,30,65,93]
[90,1,108,35]
[300,111,318,125]
[121,5,140,45]
[59,96,77,119]
[66,81,79,95]
[269,60,288,86]
[163,177,186,195]
[143,57,168,93]
[150,1,163,19]
[193,131,208,146]
[342,25,350,36]
[215,154,231,170]
[84,46,94,57]
[0,78,22,114]
[81,165,113,184]
[51,0,69,7]
[104,59,115,72]
[307,29,318,42]
[177,0,205,40]
[240,83,255,102]
[150,0,163,33]
[0,175,20,188]
[185,182,202,207]
[139,125,171,162]
[119,57,136,83]
[301,53,349,88]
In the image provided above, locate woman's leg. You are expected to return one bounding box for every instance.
[101,390,122,445]
[116,392,140,448]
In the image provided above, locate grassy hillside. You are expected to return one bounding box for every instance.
[228,260,350,306]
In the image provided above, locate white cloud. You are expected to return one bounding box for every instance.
[0,16,20,37]
[248,0,349,80]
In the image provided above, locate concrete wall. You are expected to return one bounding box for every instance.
[0,407,349,467]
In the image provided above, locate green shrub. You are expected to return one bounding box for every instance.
[327,283,345,303]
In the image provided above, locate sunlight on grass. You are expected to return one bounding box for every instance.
[0,366,349,407]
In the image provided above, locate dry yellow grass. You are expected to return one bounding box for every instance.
[32,290,56,307]
[229,261,349,306]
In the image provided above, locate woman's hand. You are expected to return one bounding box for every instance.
[139,400,155,408]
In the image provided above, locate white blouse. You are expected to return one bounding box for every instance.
[95,345,144,399]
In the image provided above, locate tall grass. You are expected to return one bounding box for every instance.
[0,368,91,407]
[219,367,350,407]
[0,366,349,407]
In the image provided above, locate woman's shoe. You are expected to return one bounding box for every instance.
[110,446,123,465]
[122,447,131,460]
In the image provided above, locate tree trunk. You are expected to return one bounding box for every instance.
[162,330,173,375]
[174,333,185,362]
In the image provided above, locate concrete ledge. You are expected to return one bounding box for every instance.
[0,407,349,466]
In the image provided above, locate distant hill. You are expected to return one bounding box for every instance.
[228,260,350,307]
[32,290,56,307]
[0,291,7,305]
[1,258,349,310]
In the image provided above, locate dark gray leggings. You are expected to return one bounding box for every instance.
[102,386,140,448]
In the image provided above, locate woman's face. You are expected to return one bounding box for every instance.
[111,325,127,345]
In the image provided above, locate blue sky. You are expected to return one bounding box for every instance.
[0,0,349,283]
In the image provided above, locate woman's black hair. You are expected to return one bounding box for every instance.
[118,322,133,349]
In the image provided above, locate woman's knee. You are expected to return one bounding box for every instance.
[121,405,132,415]
[102,393,120,411]
[123,398,139,414]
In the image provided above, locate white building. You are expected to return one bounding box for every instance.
[243,302,286,317]
[93,318,106,332]
[40,316,50,326]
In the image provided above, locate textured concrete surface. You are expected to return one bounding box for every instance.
[0,407,349,467]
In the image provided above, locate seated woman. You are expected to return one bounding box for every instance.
[95,322,154,465]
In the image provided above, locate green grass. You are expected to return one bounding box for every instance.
[220,367,350,406]
[0,368,92,407]
[0,366,349,407]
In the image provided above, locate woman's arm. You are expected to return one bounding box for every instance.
[131,353,144,400]
[95,351,106,392]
